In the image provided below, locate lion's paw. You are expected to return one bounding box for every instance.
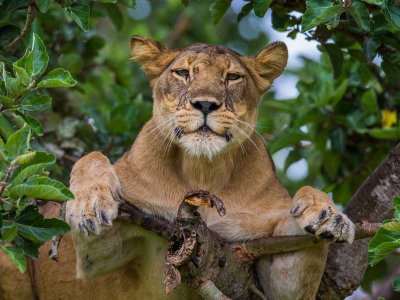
[66,184,121,236]
[290,186,355,244]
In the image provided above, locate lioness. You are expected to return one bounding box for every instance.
[0,37,355,300]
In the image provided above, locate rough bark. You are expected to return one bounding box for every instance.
[114,192,380,300]
[317,143,400,299]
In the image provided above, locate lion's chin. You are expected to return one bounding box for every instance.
[179,133,228,160]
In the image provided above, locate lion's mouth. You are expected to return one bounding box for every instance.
[198,125,212,133]
[175,125,233,142]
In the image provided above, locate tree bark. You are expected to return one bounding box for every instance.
[317,143,400,299]
[116,192,381,300]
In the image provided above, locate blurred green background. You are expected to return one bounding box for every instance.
[1,0,400,298]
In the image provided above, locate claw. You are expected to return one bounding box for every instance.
[79,223,89,236]
[304,225,315,234]
[319,231,334,240]
[100,211,112,225]
[290,203,302,217]
[86,219,97,232]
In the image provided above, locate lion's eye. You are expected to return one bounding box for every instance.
[226,73,242,81]
[173,69,190,80]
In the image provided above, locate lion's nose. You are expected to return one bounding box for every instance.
[191,100,221,114]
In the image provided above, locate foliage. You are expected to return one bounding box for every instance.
[0,33,73,272]
[0,0,399,296]
[368,196,400,293]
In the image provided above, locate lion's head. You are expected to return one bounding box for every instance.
[130,36,288,159]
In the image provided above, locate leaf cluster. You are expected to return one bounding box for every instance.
[0,33,74,272]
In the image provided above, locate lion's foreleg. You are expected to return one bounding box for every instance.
[255,215,328,300]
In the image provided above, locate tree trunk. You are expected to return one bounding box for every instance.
[317,143,400,299]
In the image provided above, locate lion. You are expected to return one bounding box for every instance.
[0,36,355,300]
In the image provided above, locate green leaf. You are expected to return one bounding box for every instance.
[11,152,55,185]
[284,150,302,172]
[382,1,400,28]
[253,0,273,17]
[35,0,51,13]
[65,1,91,31]
[363,37,381,63]
[393,276,400,292]
[368,128,400,140]
[301,0,342,32]
[263,99,296,113]
[0,245,26,272]
[15,209,70,244]
[0,95,14,107]
[104,3,124,30]
[15,112,44,136]
[21,91,52,111]
[361,0,385,5]
[268,128,308,154]
[322,43,343,78]
[2,68,25,97]
[37,68,77,88]
[361,90,378,114]
[237,2,253,22]
[13,33,49,78]
[381,220,400,231]
[12,65,30,86]
[349,0,371,32]
[0,114,14,140]
[210,0,231,24]
[9,176,74,201]
[330,79,348,106]
[11,151,36,166]
[1,223,18,242]
[368,226,400,266]
[5,124,30,160]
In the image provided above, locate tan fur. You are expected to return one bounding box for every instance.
[0,37,355,300]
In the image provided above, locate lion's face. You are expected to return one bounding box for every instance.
[130,37,288,159]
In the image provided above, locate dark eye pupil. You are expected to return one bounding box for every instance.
[227,73,240,81]
[176,70,189,78]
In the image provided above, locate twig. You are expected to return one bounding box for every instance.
[0,164,16,199]
[4,1,36,53]
[165,14,190,48]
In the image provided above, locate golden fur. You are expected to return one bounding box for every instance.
[0,36,355,300]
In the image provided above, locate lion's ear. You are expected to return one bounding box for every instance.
[130,35,179,81]
[244,42,288,92]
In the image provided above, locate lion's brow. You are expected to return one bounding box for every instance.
[181,44,242,57]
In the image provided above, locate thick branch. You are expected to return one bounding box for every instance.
[318,143,400,299]
[118,200,379,260]
[115,192,379,300]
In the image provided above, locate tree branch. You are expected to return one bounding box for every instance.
[4,1,36,53]
[317,143,400,299]
[119,200,379,261]
[117,192,379,300]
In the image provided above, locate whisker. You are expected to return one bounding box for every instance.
[235,119,269,146]
[231,130,246,155]
[162,127,176,157]
[232,124,261,153]
[144,117,175,140]
[236,119,268,129]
